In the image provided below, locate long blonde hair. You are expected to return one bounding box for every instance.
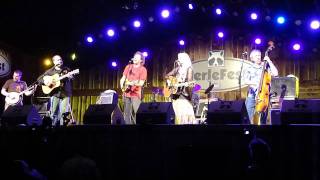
[177,52,192,82]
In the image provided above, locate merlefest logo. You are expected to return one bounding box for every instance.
[193,50,253,92]
[0,50,11,77]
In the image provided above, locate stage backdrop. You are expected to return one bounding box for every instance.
[1,36,319,123]
[69,36,320,123]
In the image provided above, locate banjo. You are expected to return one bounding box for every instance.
[5,85,37,106]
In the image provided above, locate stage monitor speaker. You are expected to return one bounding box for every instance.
[206,100,249,124]
[280,99,320,124]
[136,102,174,125]
[96,90,118,105]
[83,104,125,125]
[270,76,298,100]
[270,109,281,125]
[1,105,42,127]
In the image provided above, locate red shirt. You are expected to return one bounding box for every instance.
[123,64,147,99]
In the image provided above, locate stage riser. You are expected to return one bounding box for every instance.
[0,125,319,179]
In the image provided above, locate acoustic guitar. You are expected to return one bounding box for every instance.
[121,80,140,93]
[163,76,195,98]
[42,69,79,94]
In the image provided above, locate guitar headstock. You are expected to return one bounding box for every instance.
[70,69,80,75]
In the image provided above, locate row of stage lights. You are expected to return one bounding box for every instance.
[58,3,319,68]
[83,3,319,51]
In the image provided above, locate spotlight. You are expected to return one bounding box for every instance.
[148,16,154,22]
[86,36,94,43]
[111,61,117,67]
[215,8,222,15]
[174,6,180,13]
[265,16,271,21]
[232,11,239,17]
[188,3,194,10]
[295,20,302,26]
[121,26,127,31]
[250,13,258,20]
[310,20,320,30]
[293,43,301,51]
[179,40,185,46]
[254,38,261,45]
[71,53,76,61]
[142,51,148,57]
[106,29,115,37]
[217,32,224,38]
[43,58,52,66]
[161,9,170,18]
[133,20,141,28]
[276,16,286,24]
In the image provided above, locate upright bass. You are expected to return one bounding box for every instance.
[252,41,274,125]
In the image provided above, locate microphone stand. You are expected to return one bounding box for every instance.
[207,81,212,109]
[204,81,214,123]
[238,53,247,99]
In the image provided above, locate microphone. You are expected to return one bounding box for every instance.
[129,59,133,64]
[242,52,247,55]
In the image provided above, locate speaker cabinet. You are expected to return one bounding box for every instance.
[206,100,249,124]
[1,105,42,127]
[280,99,320,124]
[136,102,174,125]
[270,77,298,100]
[83,104,124,125]
[97,90,118,105]
[270,109,281,125]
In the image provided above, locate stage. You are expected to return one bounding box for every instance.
[0,124,319,180]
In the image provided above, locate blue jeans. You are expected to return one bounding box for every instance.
[50,96,70,126]
[245,96,267,125]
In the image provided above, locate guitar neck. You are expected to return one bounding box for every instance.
[58,74,70,81]
[57,71,77,81]
[175,81,195,87]
[14,86,34,95]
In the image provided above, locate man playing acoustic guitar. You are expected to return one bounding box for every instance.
[40,55,75,126]
[1,70,36,110]
[120,51,147,124]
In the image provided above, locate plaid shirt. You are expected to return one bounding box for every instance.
[243,64,264,97]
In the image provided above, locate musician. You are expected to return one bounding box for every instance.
[40,55,73,126]
[243,49,278,124]
[120,51,147,124]
[165,52,195,124]
[1,70,35,110]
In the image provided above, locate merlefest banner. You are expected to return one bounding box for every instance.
[0,50,11,78]
[193,50,252,92]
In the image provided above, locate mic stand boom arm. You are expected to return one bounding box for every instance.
[238,54,246,99]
